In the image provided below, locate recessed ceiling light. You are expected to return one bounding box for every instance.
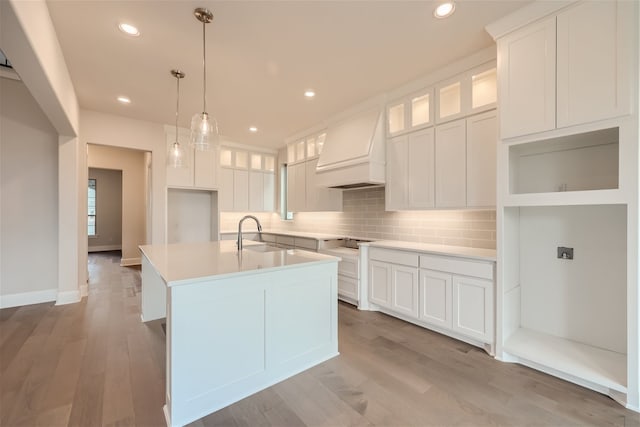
[249,126,258,133]
[117,96,131,104]
[118,23,140,36]
[304,90,315,98]
[434,2,456,18]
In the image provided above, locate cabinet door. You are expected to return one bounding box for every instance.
[306,158,342,212]
[249,171,264,211]
[219,168,234,212]
[233,170,249,211]
[435,119,466,208]
[385,135,408,211]
[369,260,391,308]
[498,16,556,139]
[557,0,632,128]
[194,148,217,189]
[338,276,359,301]
[263,172,275,212]
[166,136,193,188]
[419,269,452,330]
[452,276,493,343]
[391,265,419,318]
[408,128,435,209]
[466,111,497,207]
[436,76,467,124]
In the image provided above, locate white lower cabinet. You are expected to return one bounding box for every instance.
[369,246,495,351]
[391,265,419,317]
[338,276,359,302]
[369,260,392,307]
[452,276,493,343]
[419,269,452,329]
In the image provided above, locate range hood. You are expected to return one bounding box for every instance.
[315,107,385,189]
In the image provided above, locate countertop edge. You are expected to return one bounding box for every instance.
[360,241,497,262]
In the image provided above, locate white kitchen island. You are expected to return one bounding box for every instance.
[139,240,340,427]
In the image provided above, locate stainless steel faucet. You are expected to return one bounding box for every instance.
[237,215,262,251]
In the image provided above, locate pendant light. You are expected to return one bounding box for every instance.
[190,7,218,151]
[168,69,187,168]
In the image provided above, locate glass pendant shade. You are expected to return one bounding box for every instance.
[168,69,187,168]
[167,141,186,168]
[190,111,219,151]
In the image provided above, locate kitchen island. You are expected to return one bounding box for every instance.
[139,240,340,427]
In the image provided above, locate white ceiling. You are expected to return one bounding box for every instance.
[45,0,528,149]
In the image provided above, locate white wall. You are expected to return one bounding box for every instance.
[519,204,627,354]
[0,77,59,307]
[88,145,146,265]
[88,168,122,251]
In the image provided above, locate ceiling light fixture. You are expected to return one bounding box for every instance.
[249,126,258,133]
[434,2,456,18]
[117,96,131,104]
[118,23,140,36]
[304,90,316,98]
[190,8,218,151]
[168,69,187,169]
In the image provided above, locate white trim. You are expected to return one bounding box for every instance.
[485,1,576,40]
[121,257,142,267]
[80,284,88,298]
[56,289,81,305]
[88,244,121,252]
[0,289,57,308]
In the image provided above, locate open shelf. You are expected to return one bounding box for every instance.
[509,127,619,195]
[504,328,627,393]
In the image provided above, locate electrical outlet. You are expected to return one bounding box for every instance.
[557,247,574,260]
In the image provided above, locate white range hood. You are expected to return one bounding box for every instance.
[315,107,386,189]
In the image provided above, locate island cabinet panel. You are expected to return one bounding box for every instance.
[158,257,339,427]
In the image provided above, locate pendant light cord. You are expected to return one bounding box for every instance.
[202,20,207,113]
[175,73,180,143]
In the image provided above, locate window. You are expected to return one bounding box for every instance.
[88,179,96,236]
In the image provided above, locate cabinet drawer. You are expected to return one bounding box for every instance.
[294,237,317,251]
[338,275,359,300]
[276,236,295,246]
[419,254,493,280]
[370,248,419,267]
[338,257,359,278]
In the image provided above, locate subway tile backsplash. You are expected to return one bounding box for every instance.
[220,187,496,249]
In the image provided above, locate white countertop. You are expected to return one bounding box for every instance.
[220,229,346,241]
[362,240,496,262]
[139,240,339,286]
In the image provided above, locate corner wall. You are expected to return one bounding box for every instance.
[0,78,59,307]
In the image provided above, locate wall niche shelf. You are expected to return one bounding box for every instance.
[504,328,627,394]
[508,127,619,196]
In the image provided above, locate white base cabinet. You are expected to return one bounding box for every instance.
[368,246,495,352]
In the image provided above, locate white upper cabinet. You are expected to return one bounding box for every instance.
[435,62,497,125]
[435,119,467,208]
[556,0,632,128]
[305,158,342,212]
[497,0,632,140]
[166,127,218,190]
[385,128,435,211]
[387,89,434,137]
[219,146,275,212]
[498,16,556,139]
[466,111,497,207]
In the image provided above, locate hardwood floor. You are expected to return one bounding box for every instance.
[1,251,639,426]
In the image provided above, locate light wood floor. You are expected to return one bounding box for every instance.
[1,251,639,426]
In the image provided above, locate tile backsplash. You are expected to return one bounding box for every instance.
[220,187,496,249]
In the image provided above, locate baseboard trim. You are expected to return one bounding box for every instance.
[56,290,81,306]
[80,284,89,298]
[88,244,122,252]
[0,289,57,309]
[121,257,142,267]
